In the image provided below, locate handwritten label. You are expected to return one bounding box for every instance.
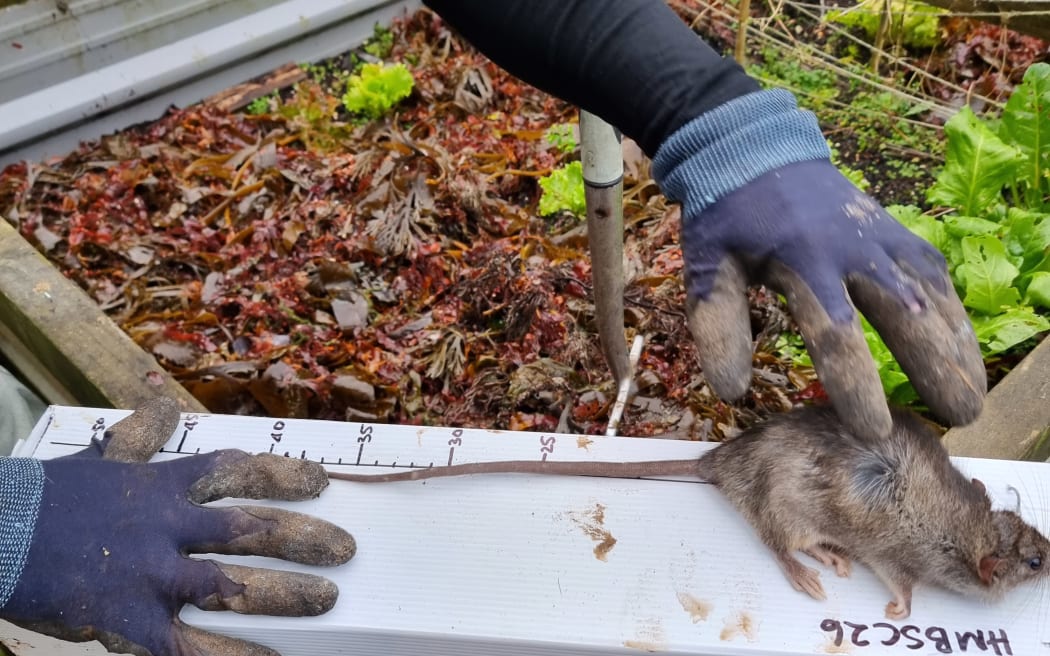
[821,619,1013,654]
[539,435,556,460]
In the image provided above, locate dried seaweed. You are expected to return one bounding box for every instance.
[0,7,819,438]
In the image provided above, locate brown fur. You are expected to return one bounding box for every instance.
[698,405,1049,618]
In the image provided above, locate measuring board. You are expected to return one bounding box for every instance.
[3,405,1049,656]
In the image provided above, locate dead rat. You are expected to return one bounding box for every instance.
[326,405,1049,619]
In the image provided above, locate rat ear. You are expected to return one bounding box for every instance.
[979,555,1000,585]
[971,478,992,506]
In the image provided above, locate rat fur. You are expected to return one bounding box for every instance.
[697,404,1048,619]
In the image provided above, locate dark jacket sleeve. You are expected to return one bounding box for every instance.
[421,0,761,156]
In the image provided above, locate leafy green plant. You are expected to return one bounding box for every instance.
[245,93,275,115]
[775,309,917,402]
[538,161,586,217]
[748,47,840,111]
[843,88,941,156]
[341,63,415,120]
[887,63,1050,357]
[826,0,946,49]
[778,65,1050,399]
[364,23,395,59]
[545,123,578,154]
[829,143,871,192]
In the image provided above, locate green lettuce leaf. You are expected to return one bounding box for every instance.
[342,63,415,120]
[999,62,1050,209]
[538,161,586,217]
[927,106,1023,217]
[955,235,1021,315]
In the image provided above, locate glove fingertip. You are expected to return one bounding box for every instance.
[175,620,282,656]
[849,270,987,428]
[102,396,183,463]
[686,263,753,402]
[781,309,893,439]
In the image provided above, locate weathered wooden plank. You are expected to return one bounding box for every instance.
[0,219,206,412]
[920,0,1050,42]
[943,335,1050,462]
[202,62,307,113]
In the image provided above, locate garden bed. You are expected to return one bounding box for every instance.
[1,2,1048,442]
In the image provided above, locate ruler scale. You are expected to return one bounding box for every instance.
[4,405,1049,656]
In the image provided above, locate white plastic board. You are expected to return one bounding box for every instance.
[3,404,1049,656]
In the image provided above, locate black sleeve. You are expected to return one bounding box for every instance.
[421,0,761,156]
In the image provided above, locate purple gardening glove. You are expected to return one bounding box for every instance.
[0,397,356,656]
[652,89,987,439]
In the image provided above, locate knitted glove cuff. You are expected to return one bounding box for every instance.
[0,458,44,608]
[651,88,832,214]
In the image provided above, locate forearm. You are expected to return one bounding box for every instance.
[422,0,760,156]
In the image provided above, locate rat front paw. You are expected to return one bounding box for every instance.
[884,599,911,620]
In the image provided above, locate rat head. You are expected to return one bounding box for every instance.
[975,510,1049,599]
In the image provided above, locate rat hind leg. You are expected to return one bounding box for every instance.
[775,551,827,600]
[748,516,830,600]
[803,543,852,578]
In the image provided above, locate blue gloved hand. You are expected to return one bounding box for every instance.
[0,398,356,656]
[653,89,987,439]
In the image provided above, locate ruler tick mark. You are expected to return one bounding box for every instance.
[447,447,455,466]
[356,444,364,465]
[176,429,189,453]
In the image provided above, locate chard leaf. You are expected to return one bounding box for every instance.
[943,214,1000,239]
[1000,63,1050,208]
[860,315,915,401]
[971,308,1050,355]
[955,236,1021,314]
[927,106,1023,217]
[1026,271,1050,310]
[1003,208,1050,272]
[888,204,951,253]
